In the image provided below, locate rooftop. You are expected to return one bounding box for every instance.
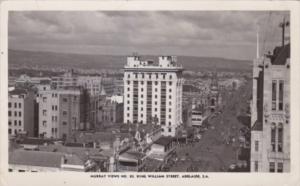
[9,150,63,168]
[9,89,28,96]
[153,136,173,146]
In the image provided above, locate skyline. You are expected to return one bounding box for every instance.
[9,11,289,60]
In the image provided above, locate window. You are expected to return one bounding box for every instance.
[169,115,171,119]
[42,120,47,126]
[277,162,283,172]
[127,81,130,85]
[169,75,172,79]
[254,161,258,172]
[127,113,130,117]
[155,81,158,85]
[278,123,283,152]
[127,100,130,104]
[155,95,157,99]
[63,98,68,102]
[63,111,67,116]
[19,120,21,126]
[169,95,172,99]
[19,112,21,117]
[141,88,144,92]
[43,97,47,102]
[155,88,158,92]
[42,110,47,116]
[141,81,144,85]
[155,108,157,112]
[272,80,277,110]
[52,106,55,111]
[141,101,143,104]
[14,120,17,126]
[8,102,11,108]
[271,123,276,152]
[279,80,284,110]
[127,107,130,111]
[8,121,11,126]
[269,162,275,172]
[168,128,172,132]
[127,94,130,98]
[14,111,17,117]
[169,89,172,93]
[169,108,171,112]
[127,74,130,78]
[142,73,144,79]
[8,129,12,134]
[169,101,172,106]
[169,82,172,86]
[14,103,17,108]
[255,140,259,151]
[155,101,157,105]
[141,107,143,111]
[141,114,143,118]
[8,111,11,116]
[141,94,143,98]
[62,121,67,125]
[19,103,21,108]
[169,122,171,126]
[127,87,130,91]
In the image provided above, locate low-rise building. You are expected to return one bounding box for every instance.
[148,137,176,162]
[37,85,82,139]
[8,88,36,137]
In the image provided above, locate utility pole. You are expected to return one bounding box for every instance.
[279,17,290,47]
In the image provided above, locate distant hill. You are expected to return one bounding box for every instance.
[8,49,252,72]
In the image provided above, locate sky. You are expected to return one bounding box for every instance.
[8,11,290,60]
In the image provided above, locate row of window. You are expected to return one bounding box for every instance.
[42,110,67,116]
[127,100,173,106]
[8,120,22,126]
[8,128,21,135]
[127,106,172,112]
[127,112,172,118]
[127,87,173,93]
[42,120,68,127]
[253,161,284,172]
[127,73,173,80]
[127,81,173,86]
[8,111,22,117]
[127,94,173,99]
[8,102,22,109]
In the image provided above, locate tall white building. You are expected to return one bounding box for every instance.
[37,85,81,139]
[123,55,184,136]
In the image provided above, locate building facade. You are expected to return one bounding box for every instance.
[123,55,184,137]
[250,44,290,172]
[37,85,82,139]
[8,89,36,137]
